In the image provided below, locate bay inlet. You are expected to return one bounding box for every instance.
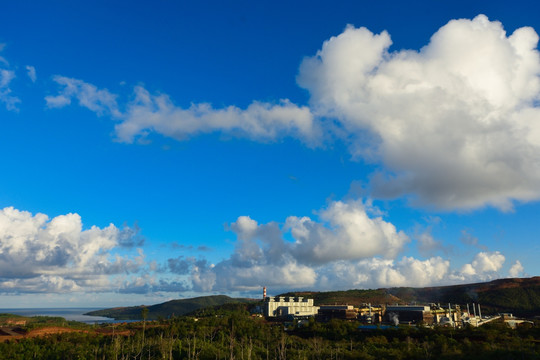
[0,308,135,324]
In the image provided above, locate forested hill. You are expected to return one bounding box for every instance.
[88,277,540,320]
[85,295,256,320]
[390,277,540,316]
[281,277,540,316]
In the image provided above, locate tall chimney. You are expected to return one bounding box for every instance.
[263,286,266,300]
[478,304,482,321]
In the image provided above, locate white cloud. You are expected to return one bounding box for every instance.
[46,79,320,145]
[0,48,27,110]
[117,86,320,145]
[0,69,15,88]
[45,76,121,117]
[47,15,540,211]
[298,15,540,210]
[0,68,20,110]
[0,206,144,294]
[26,65,36,82]
[509,260,524,277]
[169,199,408,292]
[317,256,451,289]
[176,235,509,292]
[191,259,218,292]
[471,251,506,273]
[207,260,317,292]
[457,251,505,281]
[167,199,513,293]
[286,200,409,264]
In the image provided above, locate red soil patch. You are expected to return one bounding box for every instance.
[0,326,135,342]
[26,327,88,337]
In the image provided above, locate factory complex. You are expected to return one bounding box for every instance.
[262,288,511,328]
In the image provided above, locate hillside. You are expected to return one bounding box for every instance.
[388,277,540,316]
[281,277,540,316]
[85,295,256,320]
[279,289,401,307]
[88,277,540,320]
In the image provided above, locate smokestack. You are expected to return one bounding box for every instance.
[473,303,477,319]
[449,303,455,327]
[263,286,266,300]
[467,303,470,317]
[478,304,482,320]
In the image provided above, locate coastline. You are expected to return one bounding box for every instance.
[0,308,128,324]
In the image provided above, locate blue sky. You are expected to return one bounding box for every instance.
[1,0,540,307]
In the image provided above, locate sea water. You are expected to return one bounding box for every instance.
[0,308,132,324]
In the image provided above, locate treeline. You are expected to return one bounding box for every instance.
[1,306,540,359]
[87,295,255,320]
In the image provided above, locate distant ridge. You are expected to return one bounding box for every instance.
[85,295,255,320]
[281,277,540,316]
[389,276,540,316]
[88,277,540,320]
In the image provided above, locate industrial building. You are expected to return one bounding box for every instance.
[357,304,383,324]
[261,288,490,329]
[316,305,357,321]
[263,296,319,318]
[384,304,465,326]
[385,305,433,325]
[431,304,461,326]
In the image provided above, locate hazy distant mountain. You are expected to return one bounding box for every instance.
[85,295,256,320]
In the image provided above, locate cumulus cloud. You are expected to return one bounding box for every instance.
[0,206,144,294]
[457,251,505,281]
[173,229,508,292]
[298,15,540,210]
[286,200,409,264]
[317,256,451,289]
[191,258,218,292]
[198,216,317,292]
[207,260,317,292]
[471,251,506,273]
[508,260,524,277]
[166,200,407,292]
[48,15,540,211]
[166,199,510,293]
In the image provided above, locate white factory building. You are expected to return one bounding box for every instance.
[264,296,319,318]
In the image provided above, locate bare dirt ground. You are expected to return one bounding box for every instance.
[0,326,133,342]
[26,327,88,337]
